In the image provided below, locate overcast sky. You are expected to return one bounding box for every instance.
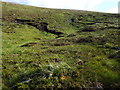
[1,0,119,13]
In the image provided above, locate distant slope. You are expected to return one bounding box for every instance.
[2,1,120,89]
[2,1,119,34]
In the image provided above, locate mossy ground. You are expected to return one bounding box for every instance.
[1,1,120,89]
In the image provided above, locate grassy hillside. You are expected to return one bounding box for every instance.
[1,1,120,89]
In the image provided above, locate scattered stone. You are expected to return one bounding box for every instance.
[21,78,31,84]
[93,82,103,89]
[77,60,83,65]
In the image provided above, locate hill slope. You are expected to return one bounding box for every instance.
[2,2,120,89]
